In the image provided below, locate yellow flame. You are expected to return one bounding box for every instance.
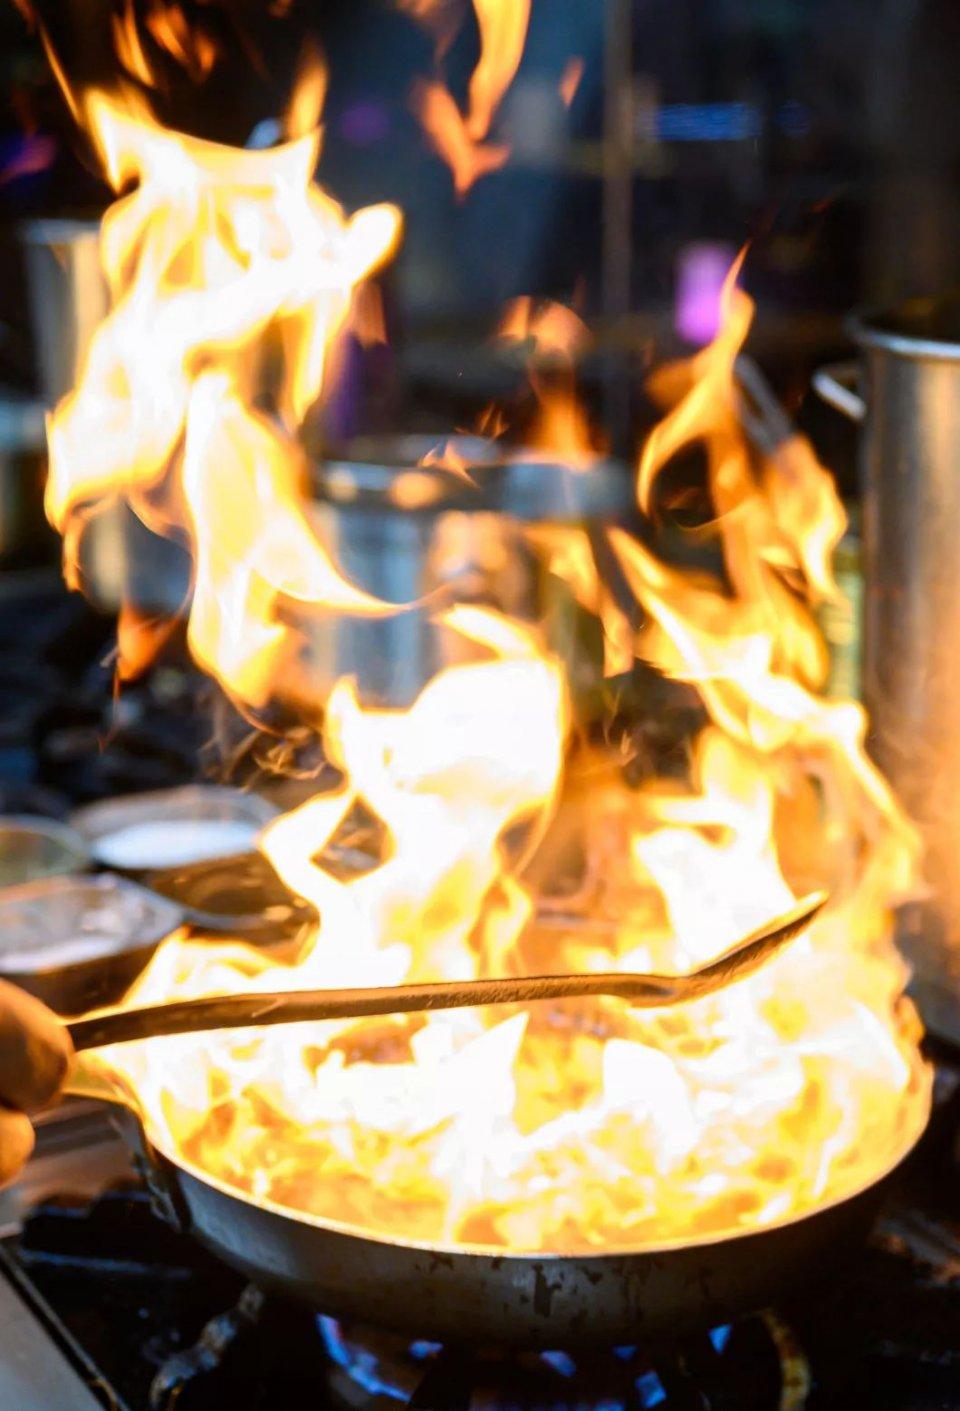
[49,76,928,1254]
[45,86,401,701]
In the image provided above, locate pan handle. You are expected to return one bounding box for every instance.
[812,361,865,423]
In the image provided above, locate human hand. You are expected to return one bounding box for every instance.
[0,980,73,1184]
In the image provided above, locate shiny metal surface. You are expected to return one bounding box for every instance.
[844,302,960,1040]
[308,442,632,706]
[0,815,90,888]
[0,874,184,1014]
[112,1102,925,1349]
[20,219,108,405]
[19,219,191,616]
[70,784,278,871]
[68,891,824,1051]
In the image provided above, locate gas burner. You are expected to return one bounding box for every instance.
[4,1187,804,1411]
[317,1315,801,1411]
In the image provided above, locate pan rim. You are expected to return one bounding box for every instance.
[142,1072,932,1263]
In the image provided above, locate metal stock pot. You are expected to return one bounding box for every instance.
[307,435,633,708]
[815,293,960,1041]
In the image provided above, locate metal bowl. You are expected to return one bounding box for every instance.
[0,873,185,1014]
[70,786,278,874]
[0,815,90,888]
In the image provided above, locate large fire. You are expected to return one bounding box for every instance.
[45,72,929,1254]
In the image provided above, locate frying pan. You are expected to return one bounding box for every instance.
[93,1086,928,1349]
[65,890,928,1346]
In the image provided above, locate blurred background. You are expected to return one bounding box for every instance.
[4,2,960,464]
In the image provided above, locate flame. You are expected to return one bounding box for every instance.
[284,42,328,141]
[143,1,219,83]
[48,72,929,1254]
[411,79,510,197]
[110,0,220,89]
[463,0,531,142]
[45,85,401,705]
[559,57,584,109]
[419,438,476,486]
[406,0,530,194]
[113,0,156,87]
[498,298,601,470]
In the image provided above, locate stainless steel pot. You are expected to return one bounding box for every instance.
[308,436,633,707]
[815,293,960,1041]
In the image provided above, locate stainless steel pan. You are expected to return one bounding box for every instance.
[102,1099,925,1348]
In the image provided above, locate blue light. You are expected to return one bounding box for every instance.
[776,100,811,138]
[709,1323,733,1354]
[315,1317,409,1401]
[409,1339,443,1361]
[613,1345,637,1362]
[540,1350,578,1378]
[656,102,760,143]
[635,1373,667,1408]
[317,1315,352,1369]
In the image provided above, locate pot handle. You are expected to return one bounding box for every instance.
[812,361,865,423]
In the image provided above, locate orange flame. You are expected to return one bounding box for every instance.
[45,73,928,1254]
[110,1,220,89]
[406,0,530,194]
[113,0,157,87]
[284,41,328,141]
[498,297,601,470]
[463,0,531,142]
[559,57,584,109]
[143,1,219,83]
[411,79,510,197]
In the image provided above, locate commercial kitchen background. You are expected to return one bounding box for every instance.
[2,0,958,517]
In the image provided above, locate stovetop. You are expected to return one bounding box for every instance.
[5,566,960,1410]
[1,1055,960,1411]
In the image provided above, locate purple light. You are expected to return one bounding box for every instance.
[339,101,391,147]
[675,241,736,346]
[0,133,57,186]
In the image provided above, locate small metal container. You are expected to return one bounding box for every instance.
[0,816,90,889]
[19,217,191,616]
[70,785,278,874]
[0,873,184,1014]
